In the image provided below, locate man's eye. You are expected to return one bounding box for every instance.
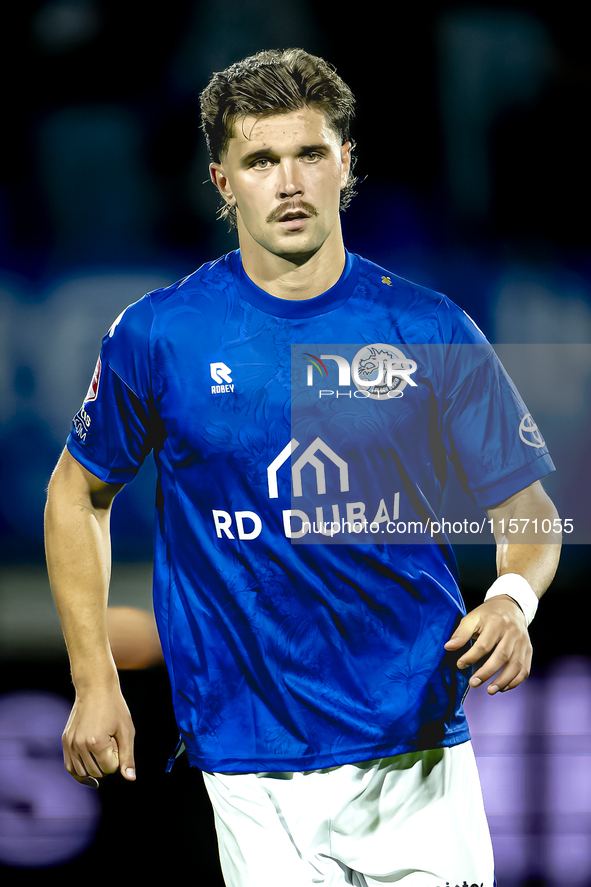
[252,158,272,169]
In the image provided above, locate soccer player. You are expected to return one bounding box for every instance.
[45,49,561,886]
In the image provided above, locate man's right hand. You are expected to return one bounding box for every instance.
[62,684,136,787]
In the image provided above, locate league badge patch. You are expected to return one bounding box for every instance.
[84,356,102,404]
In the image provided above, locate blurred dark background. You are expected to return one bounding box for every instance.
[0,2,590,885]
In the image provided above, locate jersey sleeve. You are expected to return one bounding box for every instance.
[66,295,156,484]
[437,300,555,509]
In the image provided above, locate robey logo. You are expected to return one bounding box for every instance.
[304,344,418,401]
[210,361,234,395]
[212,437,399,541]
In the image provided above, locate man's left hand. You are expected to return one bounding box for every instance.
[444,595,532,695]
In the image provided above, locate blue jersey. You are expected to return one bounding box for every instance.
[67,251,554,772]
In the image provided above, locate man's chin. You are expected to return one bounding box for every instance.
[268,231,326,265]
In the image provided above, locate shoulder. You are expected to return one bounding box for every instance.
[353,254,489,345]
[105,253,235,350]
[147,253,235,311]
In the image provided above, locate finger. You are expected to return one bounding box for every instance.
[69,735,119,778]
[113,726,136,781]
[65,746,100,787]
[64,752,98,788]
[444,614,481,651]
[455,631,500,670]
[483,654,530,695]
[64,739,90,779]
[72,763,100,789]
[484,666,528,695]
[90,739,120,775]
[499,668,530,693]
[76,775,100,788]
[466,637,512,685]
[470,641,531,692]
[444,634,470,650]
[455,614,513,670]
[455,645,487,670]
[62,739,75,775]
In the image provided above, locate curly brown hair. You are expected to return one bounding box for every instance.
[199,48,358,228]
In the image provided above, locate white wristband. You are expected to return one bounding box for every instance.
[484,573,539,626]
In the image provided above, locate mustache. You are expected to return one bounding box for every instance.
[266,201,319,223]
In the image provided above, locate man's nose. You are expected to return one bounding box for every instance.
[277,160,303,199]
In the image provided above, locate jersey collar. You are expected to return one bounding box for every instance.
[230,249,359,318]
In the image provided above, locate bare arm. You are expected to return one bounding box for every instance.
[445,480,561,694]
[45,447,136,785]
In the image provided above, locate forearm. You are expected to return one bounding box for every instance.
[495,539,560,599]
[44,451,119,690]
[488,480,562,599]
[446,481,561,694]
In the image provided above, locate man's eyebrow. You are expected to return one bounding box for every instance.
[297,143,330,155]
[239,143,330,166]
[239,148,277,166]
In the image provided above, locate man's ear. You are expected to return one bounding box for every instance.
[210,162,236,206]
[340,142,352,188]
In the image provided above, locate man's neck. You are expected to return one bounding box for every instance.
[238,224,346,301]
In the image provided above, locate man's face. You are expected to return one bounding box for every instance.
[210,107,351,263]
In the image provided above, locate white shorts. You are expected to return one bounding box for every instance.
[202,741,495,886]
